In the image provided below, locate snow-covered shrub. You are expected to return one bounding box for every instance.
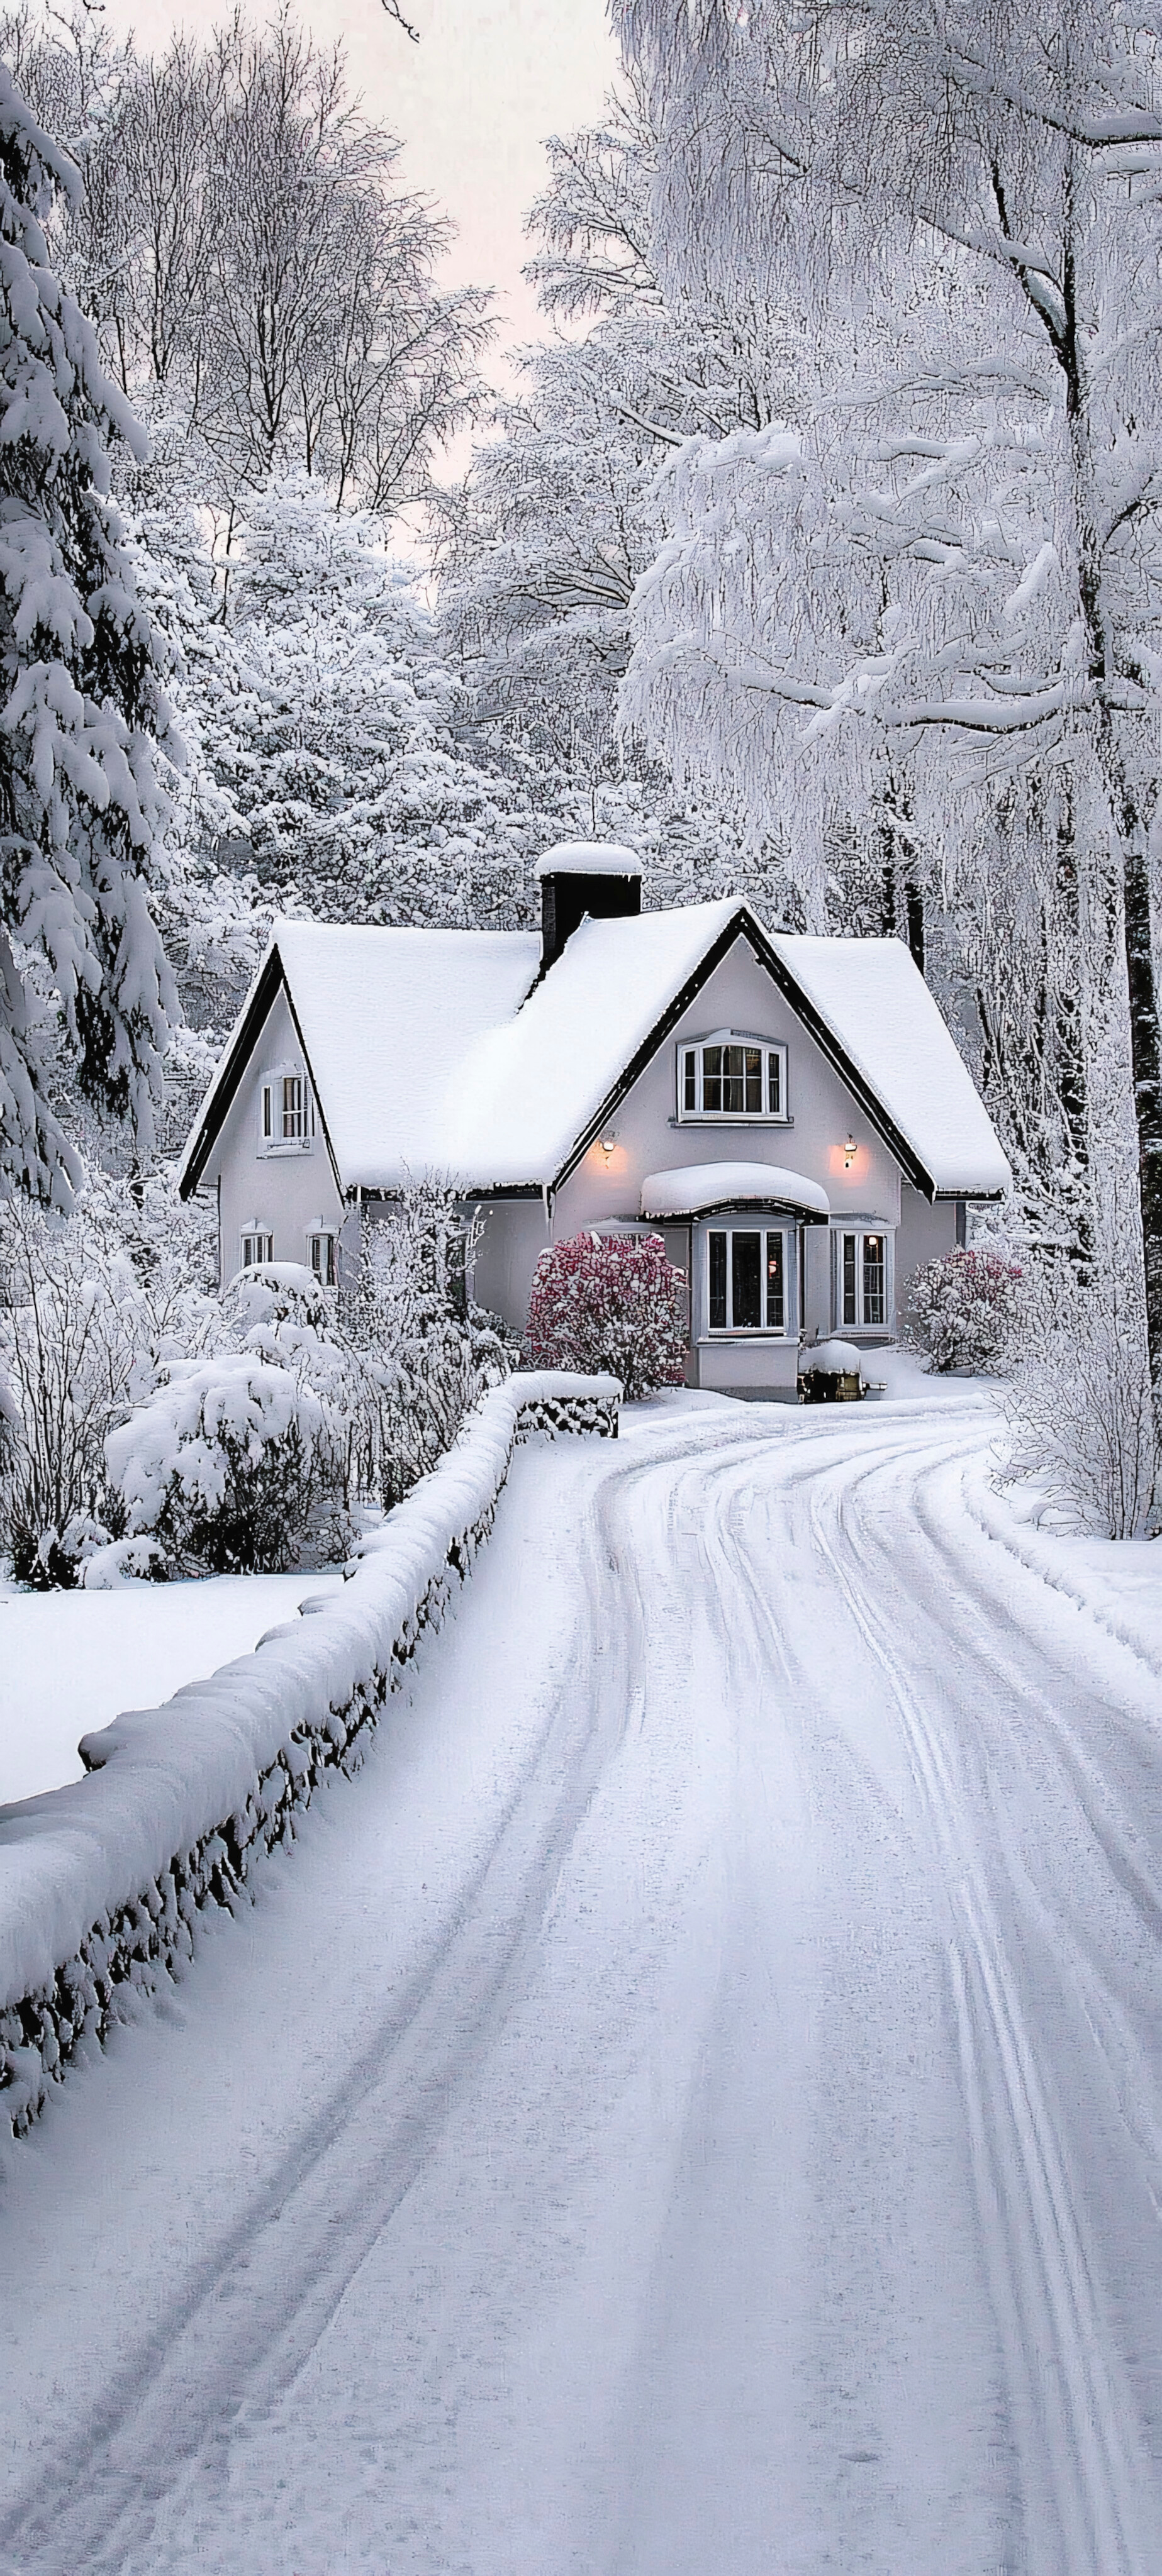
[1001,1256,1159,1541]
[0,1182,220,1584]
[902,1246,1025,1375]
[342,1191,511,1509]
[0,1199,136,1585]
[525,1231,686,1399]
[106,1354,342,1575]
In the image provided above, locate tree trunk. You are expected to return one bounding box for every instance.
[1117,808,1162,1403]
[904,877,925,979]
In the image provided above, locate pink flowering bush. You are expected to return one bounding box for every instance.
[903,1246,1024,1375]
[525,1232,687,1399]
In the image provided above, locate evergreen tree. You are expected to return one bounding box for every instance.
[0,64,172,1204]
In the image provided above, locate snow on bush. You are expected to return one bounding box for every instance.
[525,1231,686,1399]
[902,1246,1024,1375]
[106,1353,341,1576]
[0,1182,219,1585]
[344,1191,512,1508]
[1000,1255,1159,1541]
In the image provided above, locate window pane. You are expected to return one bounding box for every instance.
[262,1085,272,1139]
[863,1234,885,1326]
[723,1044,745,1114]
[683,1049,696,1112]
[768,1052,781,1116]
[766,1232,785,1329]
[842,1233,857,1326]
[708,1230,727,1328]
[703,1045,722,1113]
[744,1046,762,1112]
[732,1231,761,1329]
[282,1075,301,1140]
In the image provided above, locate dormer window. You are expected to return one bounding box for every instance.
[678,1033,788,1122]
[259,1067,314,1155]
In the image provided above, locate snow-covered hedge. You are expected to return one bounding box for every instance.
[0,1371,618,2139]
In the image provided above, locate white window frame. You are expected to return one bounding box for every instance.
[703,1221,793,1337]
[307,1228,337,1289]
[240,1227,274,1270]
[258,1063,315,1157]
[832,1226,893,1333]
[677,1030,789,1124]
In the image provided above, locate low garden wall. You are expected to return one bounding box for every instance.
[0,1371,618,2139]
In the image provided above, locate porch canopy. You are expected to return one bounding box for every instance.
[640,1162,830,1224]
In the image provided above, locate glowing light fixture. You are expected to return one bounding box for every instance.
[600,1131,618,1163]
[842,1133,858,1170]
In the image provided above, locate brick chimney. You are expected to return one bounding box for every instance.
[536,841,642,975]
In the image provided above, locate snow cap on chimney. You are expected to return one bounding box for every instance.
[537,841,643,974]
[534,840,643,880]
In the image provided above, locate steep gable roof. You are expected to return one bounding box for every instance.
[179,904,1010,1204]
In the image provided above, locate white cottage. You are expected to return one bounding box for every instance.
[179,843,1010,1397]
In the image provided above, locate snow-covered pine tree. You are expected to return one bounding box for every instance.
[0,64,173,1203]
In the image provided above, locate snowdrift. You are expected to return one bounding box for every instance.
[0,1372,618,2138]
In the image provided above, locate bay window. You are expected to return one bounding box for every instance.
[679,1033,788,1122]
[707,1226,788,1333]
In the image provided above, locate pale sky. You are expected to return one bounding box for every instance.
[100,0,623,370]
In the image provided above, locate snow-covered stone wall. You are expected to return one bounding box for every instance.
[0,1373,618,2139]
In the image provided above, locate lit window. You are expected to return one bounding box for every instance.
[707,1228,787,1333]
[678,1035,788,1121]
[838,1230,888,1329]
[241,1230,273,1269]
[308,1231,337,1287]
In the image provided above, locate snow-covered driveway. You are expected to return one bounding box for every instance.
[1,1394,1160,2576]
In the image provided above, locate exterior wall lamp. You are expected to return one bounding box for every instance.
[600,1131,618,1163]
[842,1134,858,1170]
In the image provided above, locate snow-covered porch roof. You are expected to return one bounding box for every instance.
[640,1163,830,1223]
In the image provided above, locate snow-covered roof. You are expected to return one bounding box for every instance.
[180,901,1010,1203]
[452,904,742,1189]
[641,1163,830,1221]
[769,935,1011,1198]
[534,841,642,879]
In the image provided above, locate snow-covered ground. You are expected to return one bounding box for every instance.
[0,1572,346,1807]
[1,1389,1160,2575]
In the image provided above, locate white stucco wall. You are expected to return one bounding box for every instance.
[548,935,906,1384]
[200,987,346,1285]
[897,1189,960,1303]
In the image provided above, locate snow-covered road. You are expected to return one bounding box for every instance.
[2,1394,1161,2576]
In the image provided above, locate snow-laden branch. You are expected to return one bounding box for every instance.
[945,43,1162,148]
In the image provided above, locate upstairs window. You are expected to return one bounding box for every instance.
[259,1067,313,1153]
[678,1034,787,1121]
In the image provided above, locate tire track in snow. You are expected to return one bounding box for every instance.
[0,1459,660,2576]
[800,1419,1154,2576]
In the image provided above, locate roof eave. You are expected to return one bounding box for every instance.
[550,905,942,1201]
